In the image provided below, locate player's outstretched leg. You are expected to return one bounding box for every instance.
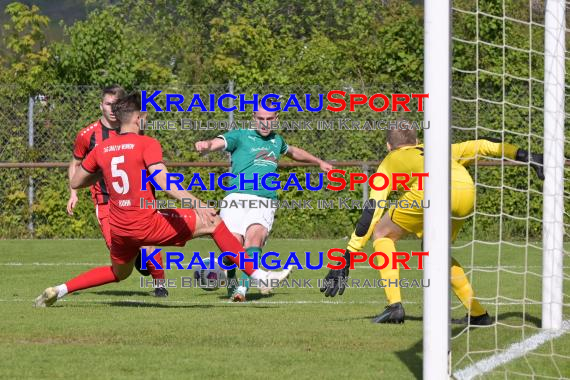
[193,218,290,295]
[449,257,492,326]
[212,222,289,294]
[34,261,134,307]
[231,247,293,301]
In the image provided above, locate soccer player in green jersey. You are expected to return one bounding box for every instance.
[195,103,333,301]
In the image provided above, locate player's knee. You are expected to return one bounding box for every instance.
[373,223,390,240]
[373,225,401,241]
[245,225,268,247]
[246,233,265,247]
[245,235,265,247]
[112,264,134,281]
[195,214,221,234]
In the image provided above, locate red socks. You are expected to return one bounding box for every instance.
[64,224,252,294]
[211,222,256,276]
[65,266,119,293]
[147,251,165,280]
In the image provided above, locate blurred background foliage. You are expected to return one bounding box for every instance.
[0,0,565,239]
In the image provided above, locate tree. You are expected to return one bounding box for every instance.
[52,5,172,87]
[1,2,52,93]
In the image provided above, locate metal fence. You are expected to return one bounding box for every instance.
[0,83,554,239]
[2,83,419,238]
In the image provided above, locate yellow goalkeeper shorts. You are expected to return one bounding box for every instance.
[389,181,475,242]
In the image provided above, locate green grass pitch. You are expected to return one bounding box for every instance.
[0,239,568,379]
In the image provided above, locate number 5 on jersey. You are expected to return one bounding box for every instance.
[111,156,130,194]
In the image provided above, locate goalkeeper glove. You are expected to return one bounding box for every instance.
[515,149,544,180]
[320,250,351,297]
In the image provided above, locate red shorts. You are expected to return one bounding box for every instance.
[110,208,197,264]
[95,203,112,249]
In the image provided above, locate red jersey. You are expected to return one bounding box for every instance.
[73,120,118,204]
[81,133,164,239]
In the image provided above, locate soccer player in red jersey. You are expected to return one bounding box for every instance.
[66,85,168,297]
[35,93,289,307]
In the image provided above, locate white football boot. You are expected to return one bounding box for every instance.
[258,267,293,295]
[34,287,58,307]
[230,286,247,302]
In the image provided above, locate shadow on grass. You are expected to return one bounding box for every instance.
[342,313,424,322]
[81,290,152,297]
[450,311,541,335]
[402,314,423,322]
[452,325,469,336]
[105,301,277,309]
[217,292,276,301]
[395,338,423,379]
[107,301,214,308]
[382,312,540,379]
[497,311,541,328]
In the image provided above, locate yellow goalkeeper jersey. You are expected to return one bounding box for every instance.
[346,139,519,252]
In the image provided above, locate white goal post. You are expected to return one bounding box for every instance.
[542,0,565,332]
[423,0,566,378]
[423,0,451,379]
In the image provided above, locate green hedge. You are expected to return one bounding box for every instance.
[0,84,567,240]
[0,163,554,241]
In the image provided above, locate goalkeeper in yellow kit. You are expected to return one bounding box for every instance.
[320,126,544,325]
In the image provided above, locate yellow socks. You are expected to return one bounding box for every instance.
[373,238,401,305]
[371,238,485,316]
[451,257,486,316]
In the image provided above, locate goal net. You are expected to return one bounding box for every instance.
[439,0,570,378]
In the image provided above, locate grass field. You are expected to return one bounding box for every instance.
[1,239,568,379]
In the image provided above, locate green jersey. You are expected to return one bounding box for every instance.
[218,128,288,199]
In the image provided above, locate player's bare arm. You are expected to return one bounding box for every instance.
[70,166,102,190]
[147,162,217,225]
[194,138,225,155]
[285,145,333,172]
[67,157,82,215]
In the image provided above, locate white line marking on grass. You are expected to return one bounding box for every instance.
[0,298,388,306]
[0,297,549,308]
[454,320,570,380]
